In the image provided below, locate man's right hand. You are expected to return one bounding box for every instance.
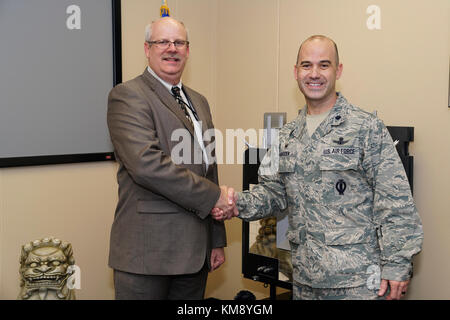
[211,186,238,221]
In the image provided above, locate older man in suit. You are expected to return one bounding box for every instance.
[107,17,233,300]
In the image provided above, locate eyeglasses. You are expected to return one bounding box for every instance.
[147,40,190,49]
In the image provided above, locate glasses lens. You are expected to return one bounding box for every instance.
[174,41,187,48]
[150,40,188,49]
[158,40,170,48]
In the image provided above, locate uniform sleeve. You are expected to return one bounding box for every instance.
[236,146,288,221]
[363,118,424,281]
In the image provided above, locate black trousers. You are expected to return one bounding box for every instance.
[113,264,208,300]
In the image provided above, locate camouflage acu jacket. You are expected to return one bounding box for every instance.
[237,93,423,288]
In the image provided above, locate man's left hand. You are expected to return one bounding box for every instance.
[378,279,410,300]
[210,247,225,272]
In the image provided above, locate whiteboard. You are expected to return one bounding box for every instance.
[0,0,121,166]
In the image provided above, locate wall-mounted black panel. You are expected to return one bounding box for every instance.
[386,126,414,194]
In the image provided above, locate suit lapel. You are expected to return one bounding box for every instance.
[140,70,212,175]
[141,69,195,136]
[182,86,210,133]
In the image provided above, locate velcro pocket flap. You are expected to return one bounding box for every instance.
[325,227,373,245]
[320,147,359,171]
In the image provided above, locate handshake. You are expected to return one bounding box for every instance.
[211,186,239,221]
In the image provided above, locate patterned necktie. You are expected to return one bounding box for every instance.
[171,86,193,125]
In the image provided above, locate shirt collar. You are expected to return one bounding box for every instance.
[147,66,182,92]
[292,92,347,138]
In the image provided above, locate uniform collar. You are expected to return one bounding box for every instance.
[292,92,348,139]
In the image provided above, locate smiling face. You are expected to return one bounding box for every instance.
[294,37,343,113]
[145,18,189,85]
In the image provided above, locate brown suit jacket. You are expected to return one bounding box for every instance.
[107,69,226,275]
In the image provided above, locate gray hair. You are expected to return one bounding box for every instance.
[145,18,189,42]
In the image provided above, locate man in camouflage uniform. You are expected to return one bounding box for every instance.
[214,35,423,300]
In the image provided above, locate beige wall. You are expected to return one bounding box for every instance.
[0,0,448,299]
[0,163,118,299]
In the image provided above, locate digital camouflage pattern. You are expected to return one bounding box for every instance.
[293,283,382,300]
[237,93,423,289]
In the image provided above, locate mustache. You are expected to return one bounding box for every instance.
[162,54,181,61]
